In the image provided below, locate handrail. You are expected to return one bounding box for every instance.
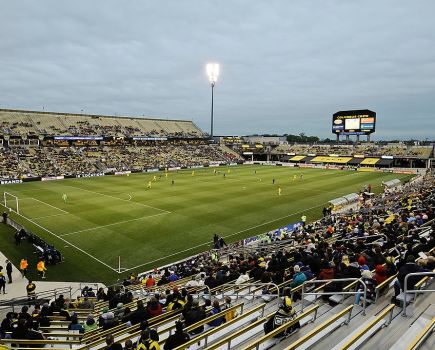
[159,302,243,340]
[340,304,395,350]
[405,316,435,350]
[301,278,367,315]
[203,311,275,350]
[403,271,435,316]
[375,273,398,302]
[284,305,354,350]
[215,282,280,309]
[170,303,267,350]
[244,304,320,350]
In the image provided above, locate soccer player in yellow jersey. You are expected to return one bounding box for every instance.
[153,175,157,181]
[293,174,297,181]
[165,172,168,178]
[147,181,152,189]
[278,187,282,196]
[192,170,195,176]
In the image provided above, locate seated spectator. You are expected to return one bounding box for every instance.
[106,334,123,350]
[83,314,98,333]
[207,300,224,327]
[184,299,206,335]
[164,322,190,350]
[147,297,163,318]
[68,314,84,333]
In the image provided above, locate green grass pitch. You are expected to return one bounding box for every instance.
[0,165,413,284]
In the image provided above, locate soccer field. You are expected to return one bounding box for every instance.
[0,165,413,283]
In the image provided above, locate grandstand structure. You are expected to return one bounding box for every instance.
[0,108,434,349]
[219,137,434,170]
[0,109,242,181]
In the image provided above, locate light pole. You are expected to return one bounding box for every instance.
[206,63,219,139]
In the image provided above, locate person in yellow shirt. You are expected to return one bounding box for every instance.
[191,170,195,176]
[37,260,47,279]
[278,187,282,196]
[147,181,152,189]
[20,258,28,278]
[165,172,168,178]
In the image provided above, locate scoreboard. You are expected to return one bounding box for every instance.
[332,110,376,135]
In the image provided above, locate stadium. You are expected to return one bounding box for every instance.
[1,2,435,350]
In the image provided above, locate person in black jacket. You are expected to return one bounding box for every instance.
[5,260,12,283]
[129,300,148,325]
[164,321,190,350]
[393,255,427,302]
[184,300,206,335]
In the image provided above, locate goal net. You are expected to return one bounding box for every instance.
[3,192,19,214]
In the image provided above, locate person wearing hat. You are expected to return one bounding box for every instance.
[164,321,190,350]
[264,296,300,337]
[26,280,36,300]
[290,265,307,289]
[355,269,377,305]
[83,314,98,333]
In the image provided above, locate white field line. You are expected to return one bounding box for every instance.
[28,197,69,214]
[120,202,325,273]
[61,184,170,214]
[0,202,118,272]
[33,213,70,220]
[59,211,169,237]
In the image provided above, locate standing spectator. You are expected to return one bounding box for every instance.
[20,258,28,278]
[37,260,47,279]
[0,268,6,294]
[5,260,12,283]
[26,280,36,300]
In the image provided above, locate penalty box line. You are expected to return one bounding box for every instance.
[59,211,169,237]
[0,202,118,273]
[119,202,326,274]
[60,184,171,214]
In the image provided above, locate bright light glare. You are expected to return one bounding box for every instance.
[206,63,220,84]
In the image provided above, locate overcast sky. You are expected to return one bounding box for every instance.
[1,1,434,139]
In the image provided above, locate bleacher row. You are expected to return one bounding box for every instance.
[0,142,242,179]
[0,173,434,349]
[0,109,203,138]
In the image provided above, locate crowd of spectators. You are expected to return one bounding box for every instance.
[0,141,242,179]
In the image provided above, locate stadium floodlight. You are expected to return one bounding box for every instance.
[206,63,220,139]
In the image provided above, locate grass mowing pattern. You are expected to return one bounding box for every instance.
[0,165,413,284]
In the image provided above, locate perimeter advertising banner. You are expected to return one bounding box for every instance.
[332,109,376,135]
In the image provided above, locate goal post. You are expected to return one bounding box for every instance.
[3,192,19,214]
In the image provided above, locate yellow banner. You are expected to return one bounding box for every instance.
[360,158,380,165]
[311,156,352,164]
[290,155,306,161]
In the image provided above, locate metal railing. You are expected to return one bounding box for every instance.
[301,278,368,315]
[403,271,435,316]
[0,286,72,314]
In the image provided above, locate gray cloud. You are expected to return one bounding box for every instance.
[1,0,434,139]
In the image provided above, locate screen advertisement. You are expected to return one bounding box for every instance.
[332,110,376,135]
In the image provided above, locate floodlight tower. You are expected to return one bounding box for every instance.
[206,63,220,139]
